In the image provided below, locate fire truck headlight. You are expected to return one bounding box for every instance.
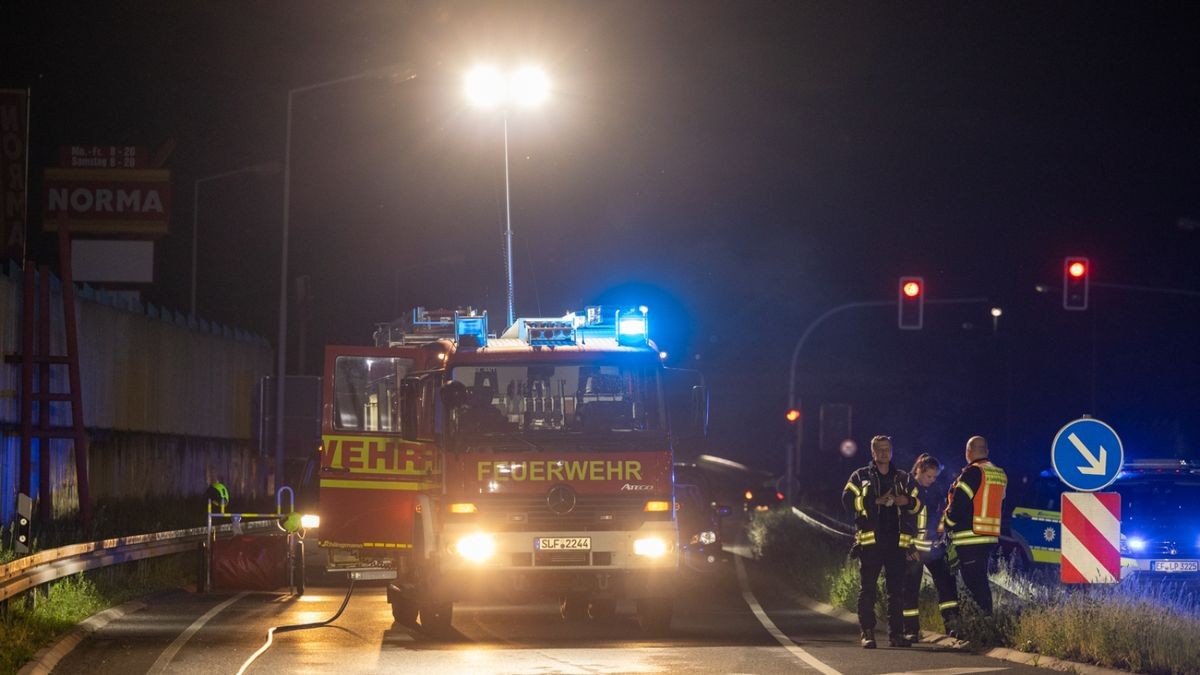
[455,533,496,562]
[697,530,717,545]
[634,536,669,558]
[300,514,320,529]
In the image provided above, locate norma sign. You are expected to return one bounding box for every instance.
[43,168,171,235]
[1,89,29,261]
[1060,492,1121,584]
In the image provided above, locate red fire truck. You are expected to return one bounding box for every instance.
[317,306,705,634]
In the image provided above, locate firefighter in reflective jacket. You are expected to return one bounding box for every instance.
[901,453,961,641]
[939,435,1007,615]
[842,435,921,649]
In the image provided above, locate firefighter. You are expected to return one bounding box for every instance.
[900,453,961,642]
[205,480,230,513]
[939,435,1007,615]
[842,435,921,649]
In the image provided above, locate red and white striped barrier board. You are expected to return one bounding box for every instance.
[1061,492,1121,584]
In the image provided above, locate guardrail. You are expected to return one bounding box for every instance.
[0,521,272,604]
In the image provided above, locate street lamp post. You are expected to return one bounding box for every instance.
[465,65,549,328]
[275,66,415,490]
[191,162,279,321]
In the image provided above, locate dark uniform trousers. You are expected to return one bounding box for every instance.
[901,553,959,635]
[957,543,995,614]
[858,538,906,635]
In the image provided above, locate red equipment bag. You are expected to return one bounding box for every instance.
[211,535,289,591]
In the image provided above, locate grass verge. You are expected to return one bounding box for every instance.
[750,508,1200,674]
[0,551,193,675]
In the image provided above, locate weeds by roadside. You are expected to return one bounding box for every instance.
[753,507,1200,674]
[0,552,192,675]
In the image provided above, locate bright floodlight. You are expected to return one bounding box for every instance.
[510,66,549,106]
[465,65,505,108]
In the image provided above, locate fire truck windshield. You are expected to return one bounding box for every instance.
[447,363,663,439]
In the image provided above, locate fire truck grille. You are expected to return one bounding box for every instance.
[481,495,653,531]
[534,550,590,566]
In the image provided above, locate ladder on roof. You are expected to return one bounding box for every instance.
[6,217,92,533]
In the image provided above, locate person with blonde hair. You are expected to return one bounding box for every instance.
[900,453,961,641]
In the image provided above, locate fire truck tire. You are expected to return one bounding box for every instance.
[418,602,454,633]
[559,592,589,621]
[390,597,418,626]
[636,598,673,634]
[588,598,617,620]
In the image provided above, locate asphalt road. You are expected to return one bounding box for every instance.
[51,542,1058,674]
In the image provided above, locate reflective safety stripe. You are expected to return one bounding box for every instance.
[899,534,913,547]
[939,600,959,610]
[956,481,975,498]
[320,478,433,491]
[844,482,861,496]
[902,609,920,617]
[914,541,933,552]
[1031,548,1061,564]
[855,495,865,515]
[856,531,877,545]
[950,532,998,546]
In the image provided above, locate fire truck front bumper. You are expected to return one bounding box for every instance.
[430,525,678,601]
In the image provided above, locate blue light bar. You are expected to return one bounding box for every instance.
[522,319,576,346]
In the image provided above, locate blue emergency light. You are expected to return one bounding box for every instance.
[615,307,649,346]
[455,311,488,349]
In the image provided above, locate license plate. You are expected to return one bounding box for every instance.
[535,537,591,551]
[1151,560,1199,573]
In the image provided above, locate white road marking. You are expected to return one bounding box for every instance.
[733,555,843,675]
[878,662,1008,667]
[146,591,249,674]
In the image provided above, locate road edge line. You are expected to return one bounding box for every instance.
[17,598,149,675]
[734,554,843,675]
[147,591,250,674]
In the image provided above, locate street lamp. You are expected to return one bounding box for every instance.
[464,64,550,327]
[191,161,279,321]
[275,65,415,489]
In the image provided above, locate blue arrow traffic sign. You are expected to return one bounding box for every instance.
[1051,417,1124,492]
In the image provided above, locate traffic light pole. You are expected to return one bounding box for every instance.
[786,296,989,506]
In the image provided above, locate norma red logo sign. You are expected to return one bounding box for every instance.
[1061,492,1121,584]
[43,167,171,235]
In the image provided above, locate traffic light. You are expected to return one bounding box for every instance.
[898,276,924,330]
[1063,256,1089,311]
[785,408,801,424]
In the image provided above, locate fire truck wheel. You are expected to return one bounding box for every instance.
[636,598,673,634]
[391,597,418,626]
[560,592,590,621]
[418,602,454,633]
[588,598,617,620]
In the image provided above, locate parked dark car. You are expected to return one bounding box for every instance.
[674,463,732,572]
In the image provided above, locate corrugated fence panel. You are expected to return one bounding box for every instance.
[0,266,275,522]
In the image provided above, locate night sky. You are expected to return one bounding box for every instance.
[4,2,1199,494]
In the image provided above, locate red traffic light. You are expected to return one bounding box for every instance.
[785,408,801,423]
[1068,260,1086,278]
[898,276,925,329]
[902,280,921,297]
